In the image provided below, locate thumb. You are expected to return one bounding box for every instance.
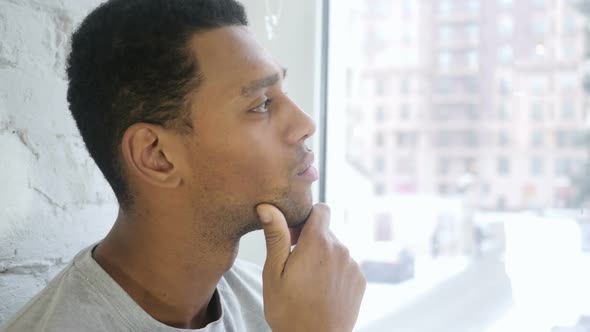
[256,204,291,277]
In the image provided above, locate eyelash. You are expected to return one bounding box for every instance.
[251,98,273,113]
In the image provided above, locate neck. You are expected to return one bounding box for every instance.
[93,208,239,329]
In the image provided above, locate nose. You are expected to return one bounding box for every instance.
[284,99,316,145]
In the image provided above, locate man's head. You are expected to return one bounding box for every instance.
[67,0,317,239]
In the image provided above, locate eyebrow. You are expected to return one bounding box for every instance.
[240,68,288,97]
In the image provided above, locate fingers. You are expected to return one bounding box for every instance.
[257,204,292,277]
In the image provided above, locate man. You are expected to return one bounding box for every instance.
[0,0,366,331]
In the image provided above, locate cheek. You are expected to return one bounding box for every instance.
[197,143,290,195]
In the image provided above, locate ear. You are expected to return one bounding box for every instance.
[121,123,182,189]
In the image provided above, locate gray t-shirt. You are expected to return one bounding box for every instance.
[1,243,271,332]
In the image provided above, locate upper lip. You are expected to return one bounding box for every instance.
[297,152,315,175]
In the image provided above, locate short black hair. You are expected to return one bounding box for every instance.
[66,0,248,208]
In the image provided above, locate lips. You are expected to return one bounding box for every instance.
[297,152,315,176]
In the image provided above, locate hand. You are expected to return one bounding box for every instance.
[256,203,366,332]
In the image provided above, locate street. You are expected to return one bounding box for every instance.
[356,257,513,332]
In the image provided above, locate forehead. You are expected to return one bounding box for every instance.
[188,26,281,99]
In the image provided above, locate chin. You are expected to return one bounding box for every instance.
[281,192,314,228]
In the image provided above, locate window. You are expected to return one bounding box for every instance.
[375,157,386,172]
[531,130,544,147]
[439,0,452,16]
[327,2,590,329]
[440,26,453,42]
[400,104,411,120]
[559,72,578,93]
[396,157,416,175]
[530,157,544,176]
[498,16,514,37]
[498,45,513,63]
[555,130,569,147]
[499,77,512,95]
[397,131,418,148]
[438,157,451,175]
[497,157,510,175]
[376,106,386,121]
[563,14,578,34]
[498,104,511,120]
[374,182,386,195]
[375,79,387,96]
[529,76,549,94]
[467,51,479,70]
[438,52,452,70]
[375,133,385,147]
[561,101,576,120]
[467,24,479,42]
[555,158,572,176]
[468,0,480,13]
[530,102,544,121]
[400,77,411,94]
[499,131,510,146]
[531,18,546,37]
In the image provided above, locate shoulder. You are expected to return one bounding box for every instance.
[1,244,123,332]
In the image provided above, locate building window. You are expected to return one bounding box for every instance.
[467,24,479,42]
[530,102,544,121]
[374,182,386,195]
[561,101,576,120]
[530,76,549,94]
[400,77,411,94]
[375,79,387,96]
[559,72,578,93]
[375,157,386,172]
[439,0,452,16]
[498,104,511,120]
[375,133,385,147]
[396,157,416,175]
[497,157,510,175]
[438,157,451,175]
[440,26,453,42]
[531,18,546,37]
[498,16,514,37]
[530,157,544,176]
[555,159,572,176]
[555,130,569,147]
[397,131,418,148]
[499,131,510,146]
[498,45,513,63]
[376,106,386,121]
[499,77,512,95]
[467,50,479,70]
[438,52,452,71]
[400,104,411,120]
[468,0,480,13]
[531,130,544,147]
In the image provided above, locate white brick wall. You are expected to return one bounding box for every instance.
[0,0,118,323]
[0,0,322,325]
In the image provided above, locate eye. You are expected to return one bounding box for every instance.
[251,98,273,113]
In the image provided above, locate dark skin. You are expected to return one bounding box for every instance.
[93,25,316,329]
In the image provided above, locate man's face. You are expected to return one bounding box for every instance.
[180,26,317,238]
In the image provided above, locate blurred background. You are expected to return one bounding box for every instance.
[325,0,590,331]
